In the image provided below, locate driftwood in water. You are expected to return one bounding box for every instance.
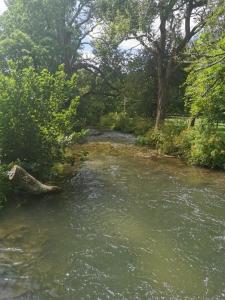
[8,165,62,195]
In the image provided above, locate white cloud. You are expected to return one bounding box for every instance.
[90,25,143,53]
[0,0,7,14]
[119,39,142,51]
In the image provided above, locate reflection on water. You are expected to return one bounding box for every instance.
[1,138,225,299]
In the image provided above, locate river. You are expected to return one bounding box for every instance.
[1,132,225,299]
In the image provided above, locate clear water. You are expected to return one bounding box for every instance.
[1,138,225,299]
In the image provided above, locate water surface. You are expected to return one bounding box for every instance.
[1,135,225,299]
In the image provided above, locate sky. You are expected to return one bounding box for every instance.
[0,0,6,14]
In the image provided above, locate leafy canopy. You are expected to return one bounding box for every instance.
[0,63,80,168]
[185,2,225,123]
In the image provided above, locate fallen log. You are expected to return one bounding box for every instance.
[8,165,62,195]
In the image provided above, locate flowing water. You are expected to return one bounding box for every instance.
[1,133,225,299]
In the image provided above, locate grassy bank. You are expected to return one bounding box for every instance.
[98,113,225,170]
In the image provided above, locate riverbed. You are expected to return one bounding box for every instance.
[1,133,225,299]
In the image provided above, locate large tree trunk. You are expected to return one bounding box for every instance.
[155,53,168,129]
[8,165,62,195]
[155,12,169,130]
[155,79,168,129]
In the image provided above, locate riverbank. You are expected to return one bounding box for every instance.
[98,113,225,170]
[69,131,225,190]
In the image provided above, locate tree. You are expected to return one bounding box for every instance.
[0,0,96,74]
[96,0,213,128]
[185,1,225,125]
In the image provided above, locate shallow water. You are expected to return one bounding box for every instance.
[1,136,225,299]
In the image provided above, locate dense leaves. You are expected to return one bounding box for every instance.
[0,64,79,168]
[0,0,96,73]
[95,0,210,127]
[185,2,225,124]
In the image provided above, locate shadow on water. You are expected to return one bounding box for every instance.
[1,132,225,299]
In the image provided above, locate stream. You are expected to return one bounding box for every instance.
[1,132,225,299]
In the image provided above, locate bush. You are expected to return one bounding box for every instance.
[99,112,152,135]
[173,128,193,158]
[113,113,134,133]
[99,112,133,132]
[188,129,225,169]
[138,119,225,170]
[0,64,81,172]
[137,129,159,147]
[132,116,152,135]
[137,119,187,154]
[99,112,119,130]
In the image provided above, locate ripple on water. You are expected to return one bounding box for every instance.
[1,140,225,298]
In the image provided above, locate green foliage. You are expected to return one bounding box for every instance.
[181,2,225,169]
[138,119,225,170]
[121,56,157,118]
[0,64,80,171]
[187,128,225,169]
[97,0,211,126]
[76,69,121,126]
[0,30,39,71]
[99,112,151,134]
[131,116,152,135]
[99,112,134,132]
[137,119,187,154]
[113,112,134,133]
[0,0,95,73]
[99,112,119,130]
[185,2,225,124]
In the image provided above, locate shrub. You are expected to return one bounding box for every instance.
[99,112,152,135]
[99,112,133,132]
[138,119,225,170]
[137,129,159,147]
[132,116,152,135]
[0,64,81,171]
[99,112,119,130]
[136,135,150,146]
[137,119,187,154]
[173,128,193,158]
[188,129,225,169]
[113,113,134,133]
